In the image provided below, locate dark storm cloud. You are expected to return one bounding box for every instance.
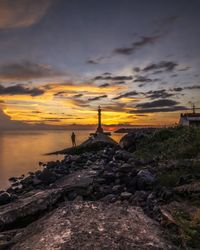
[185,85,200,90]
[112,15,179,56]
[31,111,42,114]
[88,95,107,101]
[178,66,191,72]
[86,56,108,65]
[86,59,99,65]
[54,91,68,97]
[134,76,160,87]
[144,89,174,99]
[98,81,126,88]
[114,35,160,55]
[171,87,183,92]
[113,91,139,100]
[134,76,153,83]
[0,61,63,81]
[114,81,126,85]
[99,83,110,88]
[71,98,91,108]
[104,102,127,112]
[137,83,147,88]
[133,67,141,73]
[130,106,189,114]
[73,93,83,98]
[94,75,133,81]
[171,74,178,78]
[114,47,134,56]
[0,84,45,96]
[136,99,178,109]
[143,61,178,72]
[170,85,200,92]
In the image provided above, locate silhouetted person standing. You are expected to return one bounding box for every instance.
[71,132,76,147]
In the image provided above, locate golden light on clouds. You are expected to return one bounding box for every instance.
[0,78,183,128]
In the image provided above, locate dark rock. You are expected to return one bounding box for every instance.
[119,133,137,151]
[95,178,106,184]
[112,185,123,194]
[130,191,149,206]
[136,170,155,190]
[114,150,132,161]
[102,171,116,181]
[99,185,113,196]
[10,202,173,249]
[178,175,194,185]
[46,161,57,169]
[120,192,132,200]
[0,192,11,205]
[118,163,133,173]
[100,194,118,203]
[119,128,155,151]
[37,168,57,184]
[8,177,18,183]
[54,169,96,191]
[32,176,42,186]
[0,189,63,230]
[74,195,83,201]
[20,176,33,186]
[67,191,78,201]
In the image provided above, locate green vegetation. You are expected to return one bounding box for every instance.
[134,126,200,160]
[157,161,200,188]
[172,209,200,249]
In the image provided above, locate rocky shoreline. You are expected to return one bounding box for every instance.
[0,127,200,249]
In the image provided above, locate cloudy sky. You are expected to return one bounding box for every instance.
[0,0,200,129]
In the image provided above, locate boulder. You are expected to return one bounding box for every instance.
[112,185,123,194]
[54,169,96,191]
[114,150,132,161]
[10,202,174,250]
[119,133,137,151]
[0,188,63,231]
[136,170,155,190]
[37,168,57,184]
[120,192,132,200]
[100,194,117,203]
[119,128,155,152]
[0,192,11,205]
[118,163,134,173]
[102,171,116,181]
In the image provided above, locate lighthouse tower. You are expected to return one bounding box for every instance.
[96,106,104,133]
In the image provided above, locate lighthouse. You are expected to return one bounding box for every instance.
[96,106,104,133]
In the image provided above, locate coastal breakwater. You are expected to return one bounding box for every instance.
[0,127,200,249]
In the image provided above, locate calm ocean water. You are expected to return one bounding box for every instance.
[0,130,124,189]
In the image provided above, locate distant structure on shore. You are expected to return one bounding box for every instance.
[96,106,104,133]
[179,104,200,126]
[91,106,111,135]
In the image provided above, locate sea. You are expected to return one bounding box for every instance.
[0,130,124,189]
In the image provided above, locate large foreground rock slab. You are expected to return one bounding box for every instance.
[54,169,96,191]
[11,202,175,250]
[0,189,63,230]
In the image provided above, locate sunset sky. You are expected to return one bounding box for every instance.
[0,0,200,130]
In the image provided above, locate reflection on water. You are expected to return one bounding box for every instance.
[0,130,124,189]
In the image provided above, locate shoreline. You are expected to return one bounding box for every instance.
[0,126,200,249]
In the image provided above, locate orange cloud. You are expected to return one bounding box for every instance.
[0,0,52,29]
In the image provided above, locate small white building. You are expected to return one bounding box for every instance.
[179,113,200,126]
